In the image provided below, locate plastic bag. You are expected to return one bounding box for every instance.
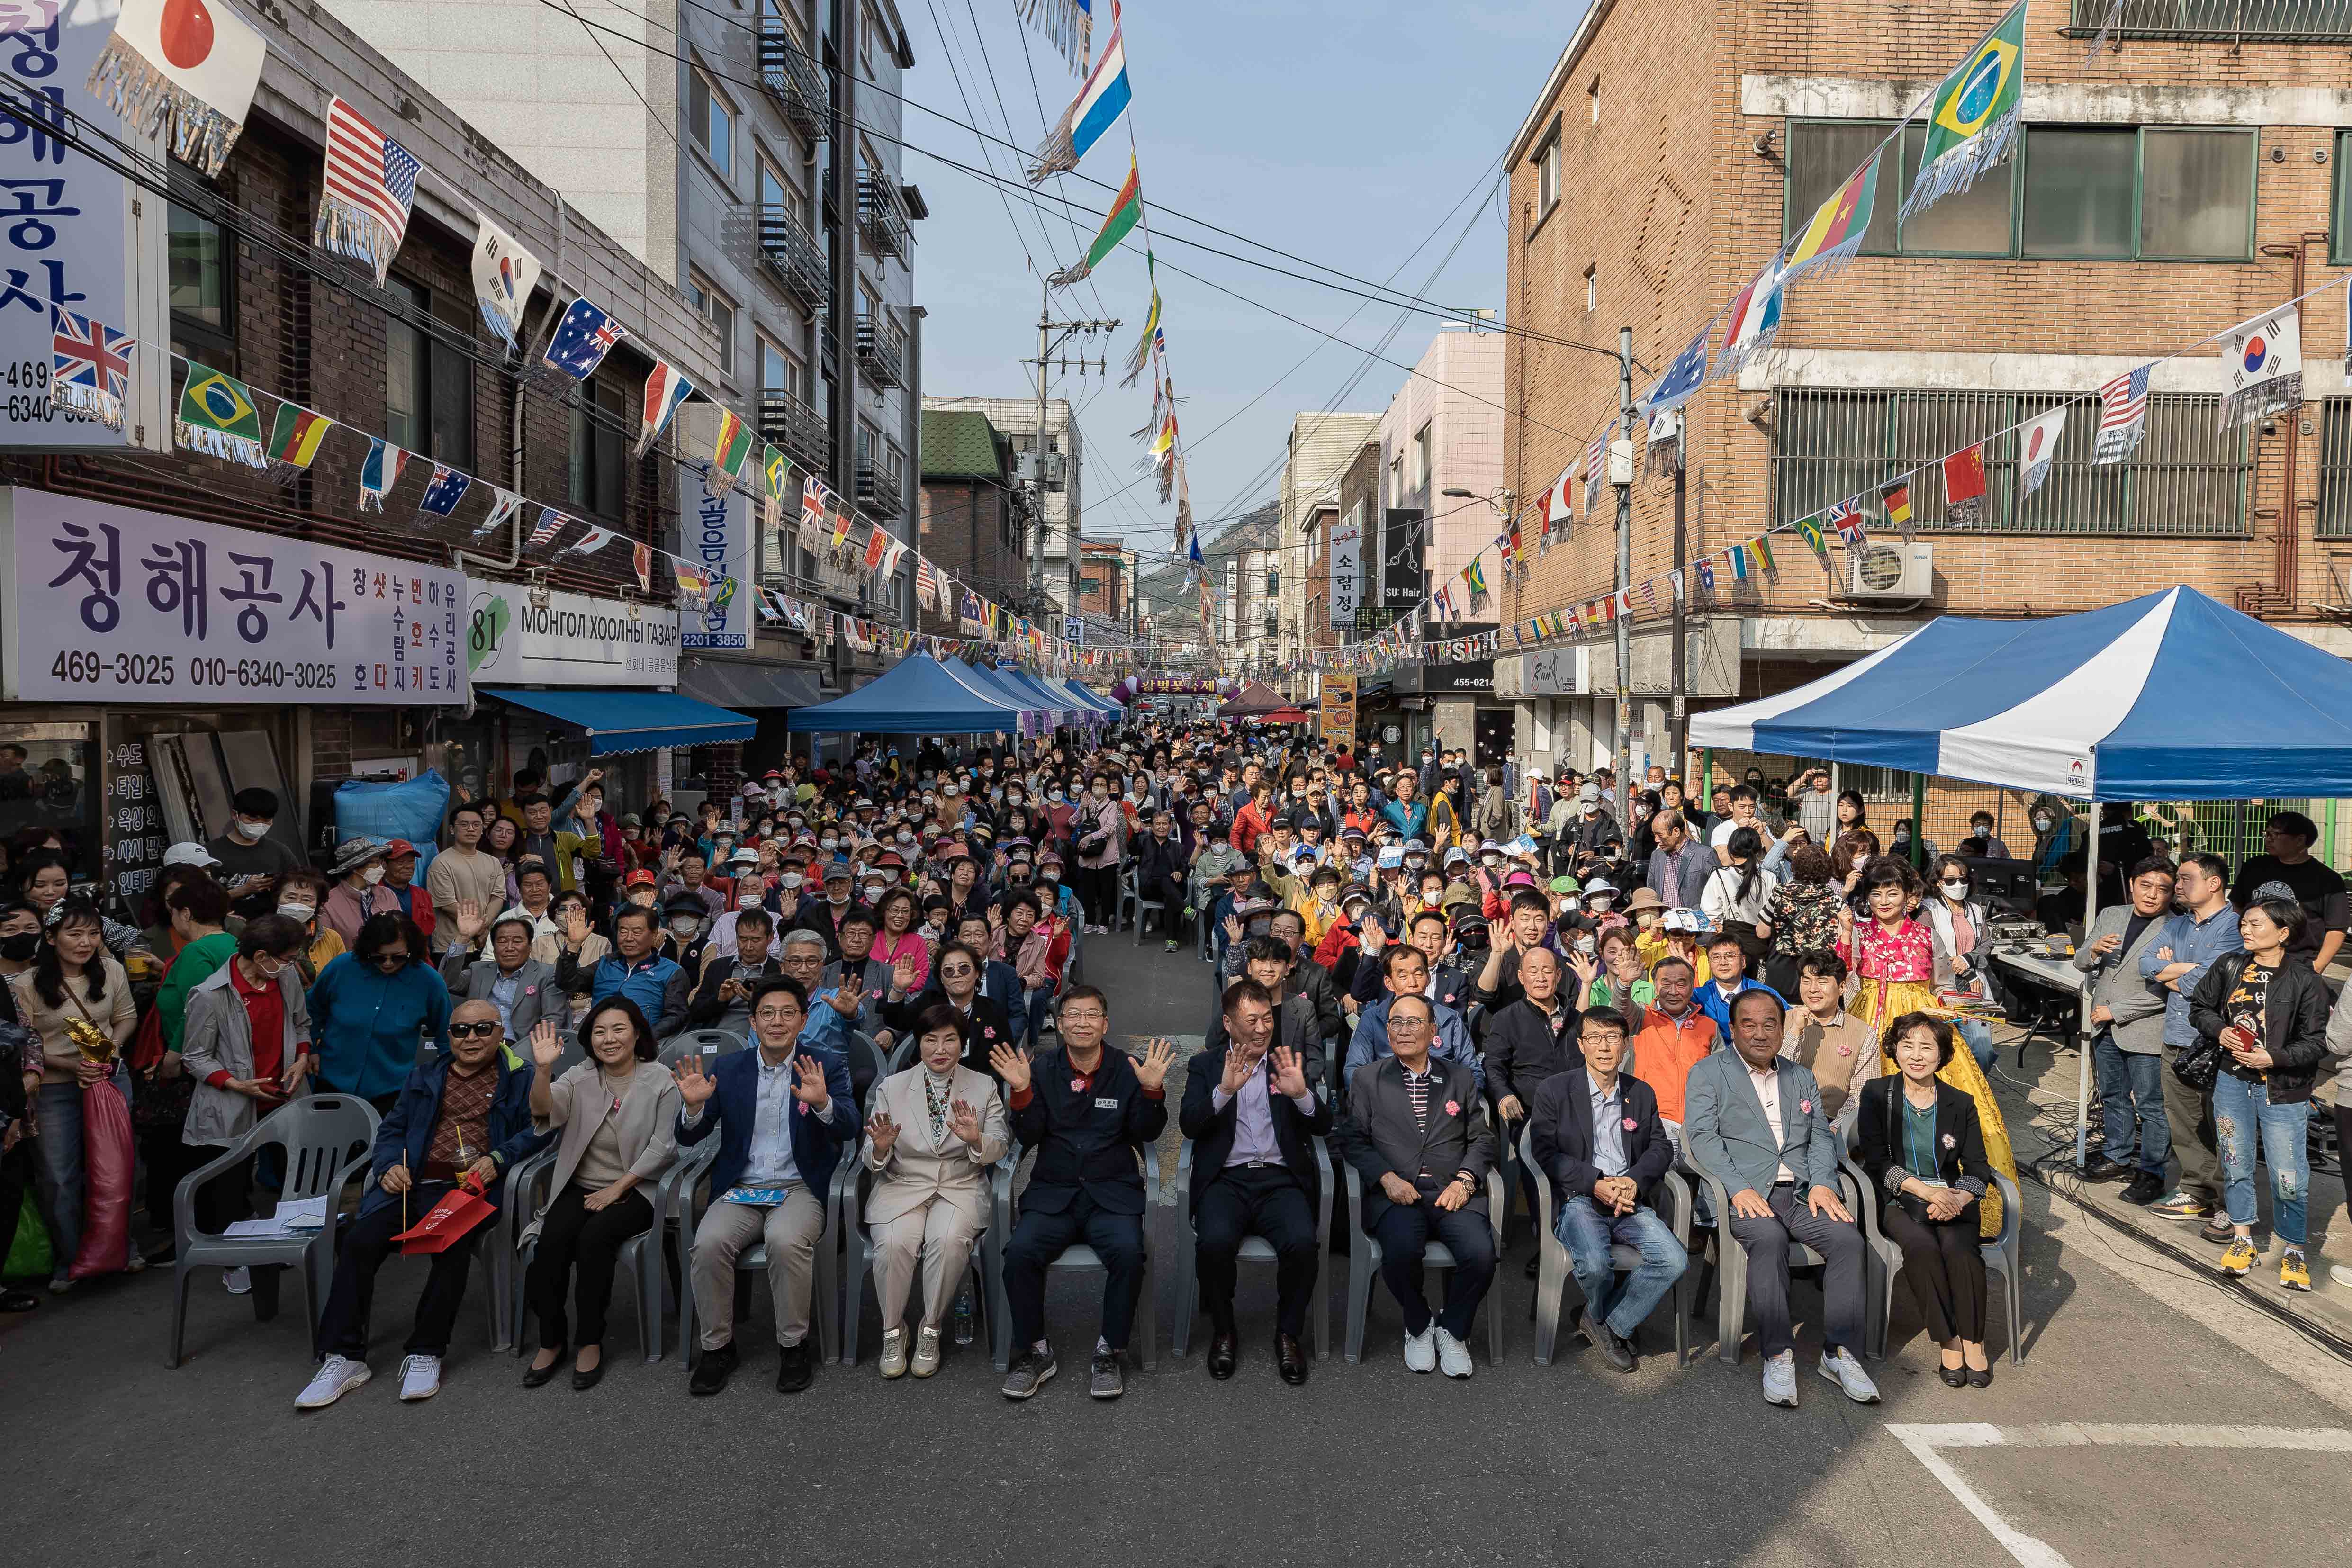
[69,1075,134,1279]
[332,770,453,874]
[4,1187,50,1280]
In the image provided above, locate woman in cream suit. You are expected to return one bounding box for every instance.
[862,1003,1008,1379]
[522,997,679,1390]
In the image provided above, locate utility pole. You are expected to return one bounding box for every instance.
[1613,326,1635,801]
[1023,279,1117,625]
[1669,411,1688,773]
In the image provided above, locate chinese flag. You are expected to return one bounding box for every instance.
[1943,443,1987,506]
[862,527,889,572]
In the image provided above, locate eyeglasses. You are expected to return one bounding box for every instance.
[939,964,975,979]
[449,1020,501,1039]
[373,951,410,968]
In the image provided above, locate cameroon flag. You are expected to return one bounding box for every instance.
[1784,151,1879,280]
[265,401,333,470]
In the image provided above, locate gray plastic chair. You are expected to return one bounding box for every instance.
[1000,1148,1156,1370]
[1171,1135,1332,1360]
[1341,1128,1507,1366]
[1123,869,1168,944]
[1520,1125,1693,1367]
[838,1140,1000,1367]
[507,1141,696,1365]
[660,1030,744,1071]
[1679,1132,1868,1365]
[1847,1117,2025,1364]
[168,1094,380,1367]
[669,1138,850,1368]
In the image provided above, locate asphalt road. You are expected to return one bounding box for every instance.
[8,928,2351,1568]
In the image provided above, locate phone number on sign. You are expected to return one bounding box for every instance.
[47,651,340,691]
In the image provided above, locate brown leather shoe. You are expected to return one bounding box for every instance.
[1206,1330,1238,1379]
[1276,1333,1308,1386]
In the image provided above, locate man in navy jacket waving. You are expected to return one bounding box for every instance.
[993,983,1175,1403]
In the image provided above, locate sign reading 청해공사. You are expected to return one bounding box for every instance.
[1,487,468,704]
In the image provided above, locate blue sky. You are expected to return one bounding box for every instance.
[902,0,1580,557]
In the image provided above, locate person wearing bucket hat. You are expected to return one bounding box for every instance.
[321,837,401,950]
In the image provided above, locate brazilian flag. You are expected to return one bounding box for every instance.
[175,362,268,469]
[1903,0,2026,221]
[1794,512,1830,565]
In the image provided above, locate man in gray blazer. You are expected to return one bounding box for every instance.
[1332,992,1496,1380]
[2073,856,2175,1202]
[438,903,565,1045]
[1684,988,1877,1408]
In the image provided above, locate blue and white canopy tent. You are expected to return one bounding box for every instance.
[1690,585,2352,1157]
[783,652,1027,734]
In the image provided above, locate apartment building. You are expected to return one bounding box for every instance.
[1498,0,2352,780]
[1277,411,1380,682]
[921,395,1085,628]
[1206,502,1283,677]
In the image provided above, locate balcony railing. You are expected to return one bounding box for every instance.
[758,387,830,475]
[757,26,829,138]
[755,202,828,312]
[856,312,904,388]
[2066,0,2352,36]
[858,170,911,260]
[856,461,903,519]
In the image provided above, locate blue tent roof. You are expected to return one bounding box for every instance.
[1687,586,2352,800]
[1058,677,1120,714]
[995,666,1080,723]
[783,653,1025,733]
[1045,676,1113,717]
[956,660,1047,719]
[481,688,754,755]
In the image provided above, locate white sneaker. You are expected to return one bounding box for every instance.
[1818,1346,1881,1404]
[397,1354,442,1402]
[1434,1326,1474,1379]
[911,1325,942,1378]
[1402,1325,1436,1373]
[295,1354,371,1410]
[222,1266,252,1296]
[880,1326,908,1379]
[1761,1350,1798,1407]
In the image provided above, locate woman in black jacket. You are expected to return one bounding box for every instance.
[1857,1013,1996,1387]
[2187,897,2330,1290]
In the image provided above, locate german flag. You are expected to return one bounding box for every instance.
[1878,477,1915,541]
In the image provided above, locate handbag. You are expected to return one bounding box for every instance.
[2170,1032,2225,1091]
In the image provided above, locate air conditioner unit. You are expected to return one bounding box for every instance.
[1844,540,1933,600]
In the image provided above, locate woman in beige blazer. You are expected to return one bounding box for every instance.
[522,996,679,1389]
[861,1003,1007,1379]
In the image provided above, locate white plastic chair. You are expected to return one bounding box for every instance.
[506,1141,696,1365]
[1340,1125,1507,1366]
[1000,1148,1156,1370]
[1171,1135,1333,1360]
[668,1137,854,1369]
[1519,1124,1693,1367]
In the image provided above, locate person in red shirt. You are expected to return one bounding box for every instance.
[179,915,315,1282]
[1231,784,1277,858]
[383,841,436,947]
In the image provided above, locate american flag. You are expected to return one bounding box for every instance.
[321,97,421,272]
[50,306,134,427]
[541,297,626,381]
[916,556,939,610]
[527,506,570,548]
[2094,366,2150,465]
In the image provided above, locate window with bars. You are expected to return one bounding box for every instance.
[1771,386,2249,536]
[2316,399,2352,536]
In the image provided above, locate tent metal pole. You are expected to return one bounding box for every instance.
[2075,805,2097,1166]
[1910,772,1928,870]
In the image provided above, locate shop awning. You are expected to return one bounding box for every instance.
[676,657,824,712]
[481,688,757,755]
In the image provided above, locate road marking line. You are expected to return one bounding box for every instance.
[1886,1422,2352,1568]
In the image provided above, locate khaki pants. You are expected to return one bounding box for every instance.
[691,1186,825,1351]
[872,1198,982,1333]
[2160,1045,2220,1206]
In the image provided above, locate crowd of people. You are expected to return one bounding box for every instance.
[1,718,2343,1413]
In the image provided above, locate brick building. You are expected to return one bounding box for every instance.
[1075,537,1135,631]
[916,406,1031,634]
[1498,0,2352,792]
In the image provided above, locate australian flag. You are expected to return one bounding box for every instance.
[1640,325,1711,419]
[541,297,626,381]
[417,464,472,517]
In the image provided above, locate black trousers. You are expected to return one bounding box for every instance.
[1369,1195,1495,1340]
[524,1183,653,1350]
[0,1142,26,1278]
[1879,1197,1986,1344]
[316,1186,482,1358]
[191,1151,255,1238]
[1143,875,1189,936]
[1074,864,1118,927]
[1194,1164,1316,1339]
[1004,1189,1145,1352]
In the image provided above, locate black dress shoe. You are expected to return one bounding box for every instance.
[2078,1156,2127,1181]
[1939,1361,1968,1388]
[1524,1253,1541,1280]
[522,1344,568,1388]
[1967,1363,1993,1389]
[1275,1334,1308,1386]
[1205,1330,1238,1380]
[776,1339,814,1393]
[1590,1319,1639,1374]
[571,1353,605,1391]
[2119,1171,2166,1206]
[0,1289,40,1313]
[689,1343,738,1397]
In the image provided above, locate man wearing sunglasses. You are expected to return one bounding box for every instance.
[297,998,546,1410]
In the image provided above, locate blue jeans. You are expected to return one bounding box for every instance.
[2211,1072,2310,1245]
[1555,1195,1687,1338]
[1955,1017,1995,1071]
[1013,985,1054,1046]
[2093,1035,2169,1174]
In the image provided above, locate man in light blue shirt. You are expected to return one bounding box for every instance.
[2137,851,2242,1226]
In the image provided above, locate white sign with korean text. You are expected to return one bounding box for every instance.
[680,470,752,650]
[0,487,468,704]
[1329,519,1361,627]
[466,578,678,687]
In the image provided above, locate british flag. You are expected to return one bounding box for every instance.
[2094,366,2150,465]
[50,306,134,431]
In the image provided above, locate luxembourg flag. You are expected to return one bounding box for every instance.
[1715,256,1784,380]
[634,360,694,457]
[1027,0,1129,181]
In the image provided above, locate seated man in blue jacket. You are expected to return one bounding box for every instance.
[993,984,1176,1403]
[1684,988,1876,1410]
[1693,928,1784,1036]
[298,997,545,1410]
[1528,1006,1685,1375]
[1345,944,1485,1095]
[553,903,689,1038]
[676,975,857,1397]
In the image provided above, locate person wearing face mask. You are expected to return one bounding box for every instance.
[207,787,306,915]
[262,869,341,982]
[320,838,403,951]
[1923,856,1999,1071]
[306,913,452,1109]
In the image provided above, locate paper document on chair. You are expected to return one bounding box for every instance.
[221,1195,329,1237]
